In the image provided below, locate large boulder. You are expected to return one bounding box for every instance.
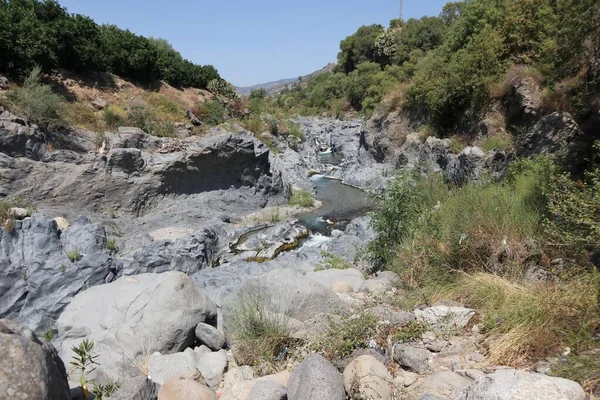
[343,355,392,400]
[122,229,219,275]
[107,148,145,174]
[195,323,225,351]
[447,147,508,186]
[450,368,586,400]
[0,319,71,400]
[287,353,345,400]
[57,272,217,382]
[407,371,471,400]
[110,375,158,400]
[227,268,349,323]
[308,268,365,292]
[0,214,121,332]
[414,305,475,331]
[237,222,308,261]
[247,380,287,400]
[506,76,543,125]
[516,112,583,161]
[393,344,433,374]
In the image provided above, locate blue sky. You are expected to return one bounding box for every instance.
[58,0,448,86]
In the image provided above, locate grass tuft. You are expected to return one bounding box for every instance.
[289,189,314,208]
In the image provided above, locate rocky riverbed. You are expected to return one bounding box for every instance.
[0,106,588,400]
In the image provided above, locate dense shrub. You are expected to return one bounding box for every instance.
[6,66,64,130]
[0,0,222,89]
[194,100,225,126]
[288,189,314,208]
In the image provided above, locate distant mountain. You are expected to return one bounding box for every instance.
[236,63,336,96]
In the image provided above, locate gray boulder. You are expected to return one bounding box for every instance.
[414,305,476,332]
[0,75,8,90]
[247,380,287,400]
[308,268,365,292]
[147,348,200,385]
[0,319,71,400]
[288,353,345,400]
[0,213,121,332]
[517,112,583,161]
[57,272,217,382]
[451,368,586,400]
[408,371,471,399]
[228,268,349,323]
[107,148,145,174]
[447,147,508,186]
[196,350,228,389]
[123,229,219,275]
[237,222,308,261]
[506,76,543,125]
[110,375,158,400]
[393,344,433,374]
[195,323,225,351]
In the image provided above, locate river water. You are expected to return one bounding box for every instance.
[297,175,378,234]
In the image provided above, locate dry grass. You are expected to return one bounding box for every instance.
[490,64,544,99]
[440,272,599,365]
[119,340,153,376]
[476,131,514,152]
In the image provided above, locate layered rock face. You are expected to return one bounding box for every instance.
[0,214,120,332]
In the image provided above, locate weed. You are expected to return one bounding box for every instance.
[0,201,15,232]
[6,66,64,130]
[70,339,99,394]
[66,248,81,262]
[270,207,281,223]
[42,329,54,342]
[103,104,126,130]
[314,251,351,271]
[552,352,600,396]
[311,313,380,360]
[289,189,314,208]
[477,132,513,152]
[226,285,292,367]
[243,116,265,134]
[106,238,117,252]
[442,272,599,365]
[393,321,429,343]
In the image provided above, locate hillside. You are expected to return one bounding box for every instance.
[236,62,335,96]
[1,0,600,399]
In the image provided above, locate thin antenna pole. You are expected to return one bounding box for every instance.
[399,0,404,22]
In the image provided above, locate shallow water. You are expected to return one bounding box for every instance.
[297,175,378,234]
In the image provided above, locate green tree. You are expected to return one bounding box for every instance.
[337,24,385,73]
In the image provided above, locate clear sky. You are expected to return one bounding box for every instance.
[58,0,449,87]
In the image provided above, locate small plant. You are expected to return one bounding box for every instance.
[6,66,65,130]
[42,329,54,342]
[66,248,81,262]
[126,101,152,132]
[314,251,351,271]
[478,133,513,152]
[289,189,314,208]
[226,286,292,367]
[152,121,174,137]
[59,264,66,273]
[195,100,225,126]
[71,340,118,399]
[106,238,117,252]
[311,313,380,360]
[103,105,126,129]
[270,207,281,223]
[269,119,279,135]
[106,207,116,219]
[70,339,99,396]
[92,382,121,399]
[243,116,265,134]
[393,321,429,343]
[0,201,15,233]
